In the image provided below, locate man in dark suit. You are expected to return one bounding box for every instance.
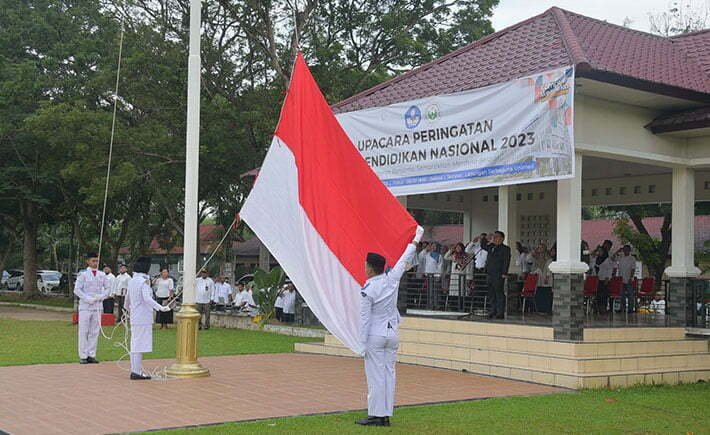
[484,230,511,319]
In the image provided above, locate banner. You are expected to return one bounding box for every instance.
[336,66,575,196]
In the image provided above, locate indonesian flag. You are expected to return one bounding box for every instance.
[240,53,417,354]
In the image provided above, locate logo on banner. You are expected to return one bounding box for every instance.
[426,104,440,123]
[404,105,422,129]
[534,68,571,103]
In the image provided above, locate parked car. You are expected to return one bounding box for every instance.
[1,270,9,287]
[5,270,23,291]
[38,270,62,294]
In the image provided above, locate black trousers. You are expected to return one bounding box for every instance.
[275,307,283,321]
[487,277,505,316]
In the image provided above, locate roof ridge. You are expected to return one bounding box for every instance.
[332,7,558,111]
[555,7,672,41]
[670,28,710,38]
[549,7,591,71]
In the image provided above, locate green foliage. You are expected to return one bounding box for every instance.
[250,266,285,326]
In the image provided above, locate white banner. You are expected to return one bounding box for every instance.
[336,66,575,196]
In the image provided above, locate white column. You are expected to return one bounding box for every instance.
[463,211,472,243]
[665,167,701,277]
[497,185,518,249]
[181,0,202,304]
[549,152,588,274]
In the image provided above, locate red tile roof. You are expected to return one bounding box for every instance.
[333,7,710,113]
[646,105,710,133]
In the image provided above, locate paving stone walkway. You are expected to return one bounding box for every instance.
[0,353,563,434]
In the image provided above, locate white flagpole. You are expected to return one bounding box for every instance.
[167,0,209,378]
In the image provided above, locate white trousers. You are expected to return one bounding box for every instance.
[364,331,400,417]
[78,309,101,359]
[130,352,143,374]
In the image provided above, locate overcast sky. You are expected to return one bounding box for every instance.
[490,0,700,33]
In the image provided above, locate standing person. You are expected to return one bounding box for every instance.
[125,257,172,380]
[596,247,615,313]
[112,264,131,322]
[222,277,233,306]
[468,235,488,273]
[154,268,174,329]
[73,252,111,364]
[195,269,214,330]
[282,284,297,323]
[274,286,285,321]
[444,243,471,296]
[356,225,423,427]
[102,265,116,315]
[422,243,442,275]
[483,231,511,319]
[515,242,533,278]
[615,245,637,313]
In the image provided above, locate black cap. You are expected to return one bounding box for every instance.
[86,252,98,259]
[133,256,151,274]
[366,252,386,270]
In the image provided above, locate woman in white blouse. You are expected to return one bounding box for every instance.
[153,268,174,329]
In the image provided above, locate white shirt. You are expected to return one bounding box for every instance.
[213,282,231,303]
[423,251,442,274]
[468,242,488,270]
[154,277,174,298]
[126,272,163,325]
[73,268,111,311]
[360,243,416,349]
[617,255,636,284]
[597,257,614,281]
[282,291,297,314]
[195,276,215,304]
[275,293,284,309]
[112,272,131,296]
[105,273,116,293]
[234,290,255,310]
[650,299,666,314]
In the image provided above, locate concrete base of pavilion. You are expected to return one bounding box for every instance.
[296,316,710,389]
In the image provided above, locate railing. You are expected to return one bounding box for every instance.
[399,272,490,315]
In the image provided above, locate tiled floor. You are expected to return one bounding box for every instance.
[0,353,563,434]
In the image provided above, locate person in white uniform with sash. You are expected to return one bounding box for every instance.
[73,252,111,364]
[356,225,422,427]
[125,257,171,380]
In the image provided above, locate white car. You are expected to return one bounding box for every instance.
[5,270,62,293]
[5,270,24,291]
[38,270,62,293]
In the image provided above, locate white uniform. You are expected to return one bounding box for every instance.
[214,282,231,304]
[73,268,111,359]
[422,251,441,275]
[469,241,488,270]
[195,277,215,303]
[112,272,131,297]
[360,243,416,418]
[126,272,165,374]
[282,290,296,314]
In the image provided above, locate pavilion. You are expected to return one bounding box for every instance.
[298,7,710,388]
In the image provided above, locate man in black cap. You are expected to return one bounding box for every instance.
[356,225,423,427]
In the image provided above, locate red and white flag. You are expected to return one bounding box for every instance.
[240,53,417,354]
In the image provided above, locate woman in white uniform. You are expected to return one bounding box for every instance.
[126,257,171,380]
[153,268,174,329]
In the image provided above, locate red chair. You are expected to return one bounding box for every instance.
[583,275,599,315]
[637,277,656,306]
[607,276,624,312]
[521,273,538,313]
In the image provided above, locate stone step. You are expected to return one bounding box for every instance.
[295,342,710,389]
[324,331,709,357]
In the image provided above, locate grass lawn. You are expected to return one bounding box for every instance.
[0,318,322,366]
[155,383,710,434]
[0,293,74,308]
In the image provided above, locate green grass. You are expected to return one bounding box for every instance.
[0,318,322,366]
[155,383,710,434]
[0,293,74,308]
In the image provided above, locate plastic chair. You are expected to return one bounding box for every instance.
[607,276,624,313]
[583,275,599,315]
[637,277,656,308]
[521,273,538,313]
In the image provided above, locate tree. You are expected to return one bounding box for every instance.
[611,205,672,287]
[649,0,709,36]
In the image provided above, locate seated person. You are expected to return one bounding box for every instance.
[649,292,666,315]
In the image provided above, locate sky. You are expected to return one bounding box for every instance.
[490,0,700,33]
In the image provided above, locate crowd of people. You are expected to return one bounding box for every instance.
[407,232,663,317]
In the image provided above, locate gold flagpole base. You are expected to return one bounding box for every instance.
[166,304,210,378]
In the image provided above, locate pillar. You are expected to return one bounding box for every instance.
[497,185,519,248]
[549,152,588,340]
[664,167,701,326]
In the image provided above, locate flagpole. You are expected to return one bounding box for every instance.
[167,0,209,378]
